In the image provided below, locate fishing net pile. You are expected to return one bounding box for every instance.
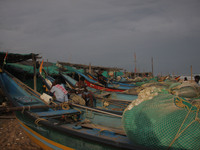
[122,82,200,149]
[123,81,170,95]
[69,93,86,105]
[170,82,200,98]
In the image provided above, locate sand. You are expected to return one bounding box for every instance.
[0,113,42,150]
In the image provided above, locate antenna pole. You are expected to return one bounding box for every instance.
[151,57,154,77]
[134,52,137,78]
[191,65,193,80]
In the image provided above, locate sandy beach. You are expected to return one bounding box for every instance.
[0,112,42,150]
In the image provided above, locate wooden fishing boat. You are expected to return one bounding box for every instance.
[73,70,135,91]
[87,73,137,87]
[63,74,139,113]
[61,73,137,100]
[39,73,137,114]
[0,69,146,150]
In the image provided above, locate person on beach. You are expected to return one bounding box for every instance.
[50,77,69,103]
[97,70,107,87]
[76,76,93,107]
[194,75,200,86]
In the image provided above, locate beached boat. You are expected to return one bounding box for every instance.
[0,69,146,150]
[62,73,138,113]
[73,70,135,91]
[60,73,137,99]
[39,73,137,114]
[87,73,137,87]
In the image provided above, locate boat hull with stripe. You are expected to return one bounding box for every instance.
[0,70,144,150]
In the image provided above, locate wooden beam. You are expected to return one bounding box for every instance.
[32,54,37,91]
[191,65,193,81]
[152,57,154,77]
[58,61,122,72]
[89,62,92,74]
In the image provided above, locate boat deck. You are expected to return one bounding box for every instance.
[59,123,132,145]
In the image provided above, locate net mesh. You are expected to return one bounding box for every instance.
[122,86,200,150]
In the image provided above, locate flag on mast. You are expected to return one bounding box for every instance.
[3,52,8,65]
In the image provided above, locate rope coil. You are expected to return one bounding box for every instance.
[34,118,47,126]
[61,102,70,110]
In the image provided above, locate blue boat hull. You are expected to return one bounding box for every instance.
[0,71,144,150]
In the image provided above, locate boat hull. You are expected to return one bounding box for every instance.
[15,108,133,150]
[0,71,142,150]
[85,80,125,92]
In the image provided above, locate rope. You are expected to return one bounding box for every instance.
[91,124,112,135]
[34,118,47,126]
[102,99,129,109]
[195,109,200,123]
[73,108,82,114]
[192,100,200,109]
[61,102,70,110]
[168,108,200,149]
[98,129,106,134]
[51,100,59,110]
[28,105,31,111]
[21,106,25,114]
[175,97,190,110]
[175,96,200,111]
[85,109,94,119]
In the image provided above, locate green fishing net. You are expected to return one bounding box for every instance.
[122,87,200,150]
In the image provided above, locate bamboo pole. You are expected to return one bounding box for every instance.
[47,59,49,75]
[134,52,136,78]
[32,54,37,91]
[71,103,122,118]
[191,65,193,81]
[1,103,122,118]
[94,95,131,103]
[0,115,16,119]
[89,62,92,74]
[151,57,154,77]
[0,105,51,112]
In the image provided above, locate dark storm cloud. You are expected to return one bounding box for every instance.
[0,0,200,75]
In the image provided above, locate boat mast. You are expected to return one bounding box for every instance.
[151,57,154,77]
[89,62,92,74]
[32,54,37,91]
[134,52,136,78]
[191,65,193,81]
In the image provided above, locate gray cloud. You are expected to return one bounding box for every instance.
[0,0,200,75]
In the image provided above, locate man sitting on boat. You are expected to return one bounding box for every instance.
[50,77,69,103]
[97,70,107,87]
[76,76,94,107]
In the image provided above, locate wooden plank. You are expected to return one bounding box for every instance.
[94,96,131,103]
[94,93,111,98]
[71,103,122,118]
[0,115,16,119]
[35,109,80,117]
[32,54,37,91]
[81,123,126,136]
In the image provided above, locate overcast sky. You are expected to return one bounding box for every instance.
[0,0,200,75]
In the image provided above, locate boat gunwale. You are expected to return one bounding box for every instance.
[0,71,145,150]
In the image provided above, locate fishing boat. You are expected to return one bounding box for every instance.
[61,73,137,100]
[39,71,137,114]
[73,70,135,92]
[0,69,147,150]
[87,73,137,87]
[63,73,138,99]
